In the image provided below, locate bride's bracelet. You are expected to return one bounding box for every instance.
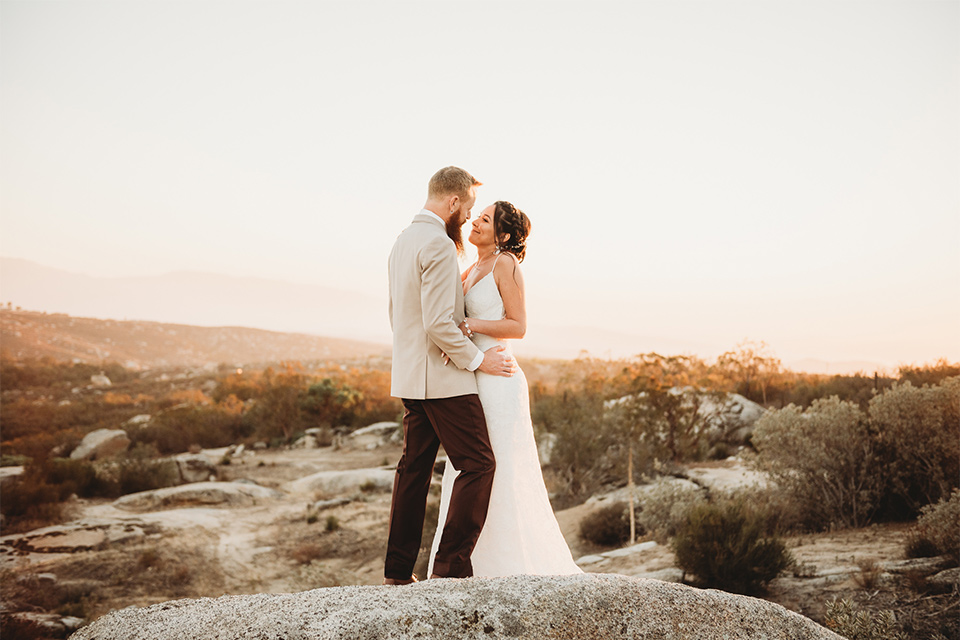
[463,320,474,338]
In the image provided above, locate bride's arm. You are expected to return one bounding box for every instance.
[462,254,526,339]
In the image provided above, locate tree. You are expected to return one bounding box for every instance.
[249,362,307,441]
[301,378,361,428]
[716,340,782,405]
[609,353,721,543]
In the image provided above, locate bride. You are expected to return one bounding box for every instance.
[428,201,582,577]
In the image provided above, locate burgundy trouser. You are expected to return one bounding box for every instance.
[384,394,495,579]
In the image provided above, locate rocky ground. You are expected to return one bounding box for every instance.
[1,433,955,639]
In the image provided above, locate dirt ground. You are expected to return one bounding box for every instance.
[2,444,955,638]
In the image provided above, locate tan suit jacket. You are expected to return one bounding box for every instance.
[388,212,482,399]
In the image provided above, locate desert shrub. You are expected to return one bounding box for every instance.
[36,457,110,498]
[905,489,960,565]
[0,457,106,531]
[301,378,361,428]
[870,378,960,517]
[0,615,48,640]
[579,502,633,547]
[636,479,706,542]
[291,542,325,565]
[133,405,249,454]
[325,515,340,532]
[0,473,65,533]
[114,447,178,496]
[897,359,960,387]
[853,558,883,590]
[532,385,616,501]
[752,397,882,529]
[1,454,29,467]
[824,599,907,640]
[0,356,134,391]
[673,499,793,594]
[720,484,806,535]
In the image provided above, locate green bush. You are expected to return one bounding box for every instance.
[672,499,793,594]
[579,502,634,547]
[870,378,960,516]
[905,489,960,565]
[752,397,882,529]
[133,406,250,454]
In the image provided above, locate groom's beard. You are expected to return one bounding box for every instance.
[446,215,464,255]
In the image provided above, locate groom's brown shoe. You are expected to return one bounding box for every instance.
[382,574,418,586]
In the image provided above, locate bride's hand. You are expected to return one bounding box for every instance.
[440,350,450,366]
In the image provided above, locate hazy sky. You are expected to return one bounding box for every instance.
[2,0,958,369]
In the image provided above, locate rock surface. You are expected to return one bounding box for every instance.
[173,452,217,483]
[70,428,130,460]
[286,467,395,495]
[927,567,960,591]
[70,573,841,640]
[348,421,401,448]
[113,481,282,512]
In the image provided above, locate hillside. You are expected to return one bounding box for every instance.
[0,309,390,369]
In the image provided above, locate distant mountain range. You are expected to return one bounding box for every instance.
[0,309,389,369]
[0,257,390,343]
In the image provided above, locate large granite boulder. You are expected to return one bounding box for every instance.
[70,429,130,461]
[70,573,840,640]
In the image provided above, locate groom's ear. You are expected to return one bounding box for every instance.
[447,194,460,212]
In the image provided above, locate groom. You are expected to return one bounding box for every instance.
[384,166,515,584]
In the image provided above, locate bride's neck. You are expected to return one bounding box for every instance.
[476,245,497,263]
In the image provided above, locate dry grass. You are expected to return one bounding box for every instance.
[853,557,883,590]
[45,542,226,620]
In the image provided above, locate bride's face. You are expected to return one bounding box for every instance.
[469,204,497,248]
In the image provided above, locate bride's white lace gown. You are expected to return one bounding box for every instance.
[428,269,583,577]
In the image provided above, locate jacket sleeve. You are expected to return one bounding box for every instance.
[419,236,482,369]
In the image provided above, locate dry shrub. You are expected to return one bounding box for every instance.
[291,543,325,565]
[0,569,97,625]
[853,558,883,590]
[324,515,340,532]
[905,489,960,565]
[0,615,49,640]
[753,397,882,529]
[52,544,223,616]
[673,499,793,595]
[636,478,706,542]
[579,502,633,547]
[902,569,929,594]
[870,378,960,516]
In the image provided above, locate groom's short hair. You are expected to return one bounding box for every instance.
[428,166,482,199]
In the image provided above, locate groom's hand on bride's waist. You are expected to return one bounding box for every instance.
[477,345,517,377]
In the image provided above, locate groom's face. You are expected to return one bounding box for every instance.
[453,187,478,226]
[445,186,477,255]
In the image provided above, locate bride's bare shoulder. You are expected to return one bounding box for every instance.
[493,252,524,288]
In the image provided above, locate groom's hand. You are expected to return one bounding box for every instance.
[477,345,517,378]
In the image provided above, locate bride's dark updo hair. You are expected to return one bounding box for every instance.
[493,201,531,263]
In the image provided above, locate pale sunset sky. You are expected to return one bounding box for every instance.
[1,0,958,370]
